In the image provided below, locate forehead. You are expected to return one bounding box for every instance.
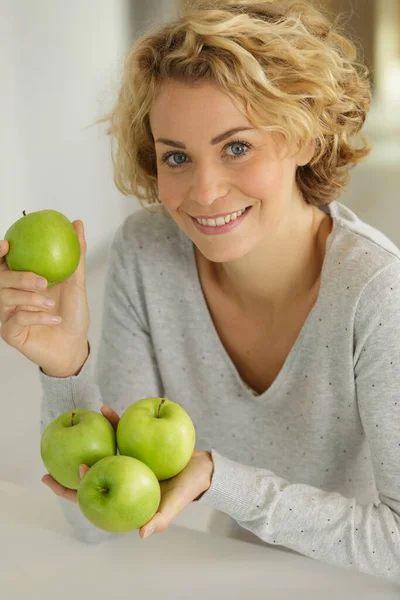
[149,80,251,133]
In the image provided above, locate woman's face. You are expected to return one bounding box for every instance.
[149,80,313,264]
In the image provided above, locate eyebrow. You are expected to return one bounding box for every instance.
[155,127,255,149]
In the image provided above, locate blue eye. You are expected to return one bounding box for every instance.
[160,139,252,169]
[227,142,248,157]
[167,152,187,166]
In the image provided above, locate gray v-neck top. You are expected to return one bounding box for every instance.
[39,200,400,583]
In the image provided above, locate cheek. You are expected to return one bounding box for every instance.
[238,159,287,198]
[157,173,183,211]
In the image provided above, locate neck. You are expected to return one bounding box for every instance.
[200,202,332,317]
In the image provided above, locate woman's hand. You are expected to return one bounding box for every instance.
[0,220,90,378]
[41,404,214,540]
[139,448,214,540]
[41,405,120,502]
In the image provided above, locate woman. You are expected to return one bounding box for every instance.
[0,0,399,582]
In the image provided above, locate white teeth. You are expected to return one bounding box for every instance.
[196,207,247,227]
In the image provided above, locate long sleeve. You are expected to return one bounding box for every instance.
[197,261,400,583]
[39,217,163,543]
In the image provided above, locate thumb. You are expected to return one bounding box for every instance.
[101,406,120,432]
[140,492,188,539]
[0,240,10,272]
[79,464,90,479]
[140,512,168,539]
[69,220,87,287]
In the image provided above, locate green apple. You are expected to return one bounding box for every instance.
[116,398,196,481]
[40,409,117,490]
[77,455,161,533]
[4,209,80,287]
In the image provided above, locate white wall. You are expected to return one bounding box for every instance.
[1,0,176,269]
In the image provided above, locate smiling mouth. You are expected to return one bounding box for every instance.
[192,206,252,226]
[190,206,253,234]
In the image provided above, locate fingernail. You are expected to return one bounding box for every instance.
[42,297,55,307]
[143,526,155,539]
[35,277,47,289]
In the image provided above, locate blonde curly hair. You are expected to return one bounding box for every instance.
[96,0,372,214]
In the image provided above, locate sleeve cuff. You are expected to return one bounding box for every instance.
[195,449,274,522]
[38,341,93,412]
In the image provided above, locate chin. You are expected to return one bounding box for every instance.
[195,237,254,264]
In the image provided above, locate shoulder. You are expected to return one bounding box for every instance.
[328,201,400,264]
[319,202,400,333]
[326,203,400,328]
[326,201,400,293]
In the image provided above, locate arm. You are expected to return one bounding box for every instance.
[196,260,400,583]
[39,218,163,543]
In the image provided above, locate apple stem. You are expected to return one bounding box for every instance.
[157,398,166,418]
[22,210,26,217]
[71,412,76,426]
[100,488,109,494]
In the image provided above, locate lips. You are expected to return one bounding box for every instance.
[192,207,249,220]
[191,205,252,235]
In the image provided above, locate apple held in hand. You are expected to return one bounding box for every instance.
[77,455,161,533]
[116,398,196,481]
[4,209,80,287]
[40,410,117,490]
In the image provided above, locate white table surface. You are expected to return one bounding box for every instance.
[1,480,399,600]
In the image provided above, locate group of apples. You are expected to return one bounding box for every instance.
[5,209,196,533]
[40,398,196,533]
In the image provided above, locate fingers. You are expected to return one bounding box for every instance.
[0,311,62,344]
[0,288,55,323]
[101,405,120,432]
[0,269,48,293]
[0,288,54,309]
[0,272,61,345]
[0,288,55,324]
[41,474,78,503]
[0,309,62,355]
[41,464,89,503]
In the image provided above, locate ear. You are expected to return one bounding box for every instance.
[296,139,315,167]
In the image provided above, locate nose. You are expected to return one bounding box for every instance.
[189,162,229,206]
